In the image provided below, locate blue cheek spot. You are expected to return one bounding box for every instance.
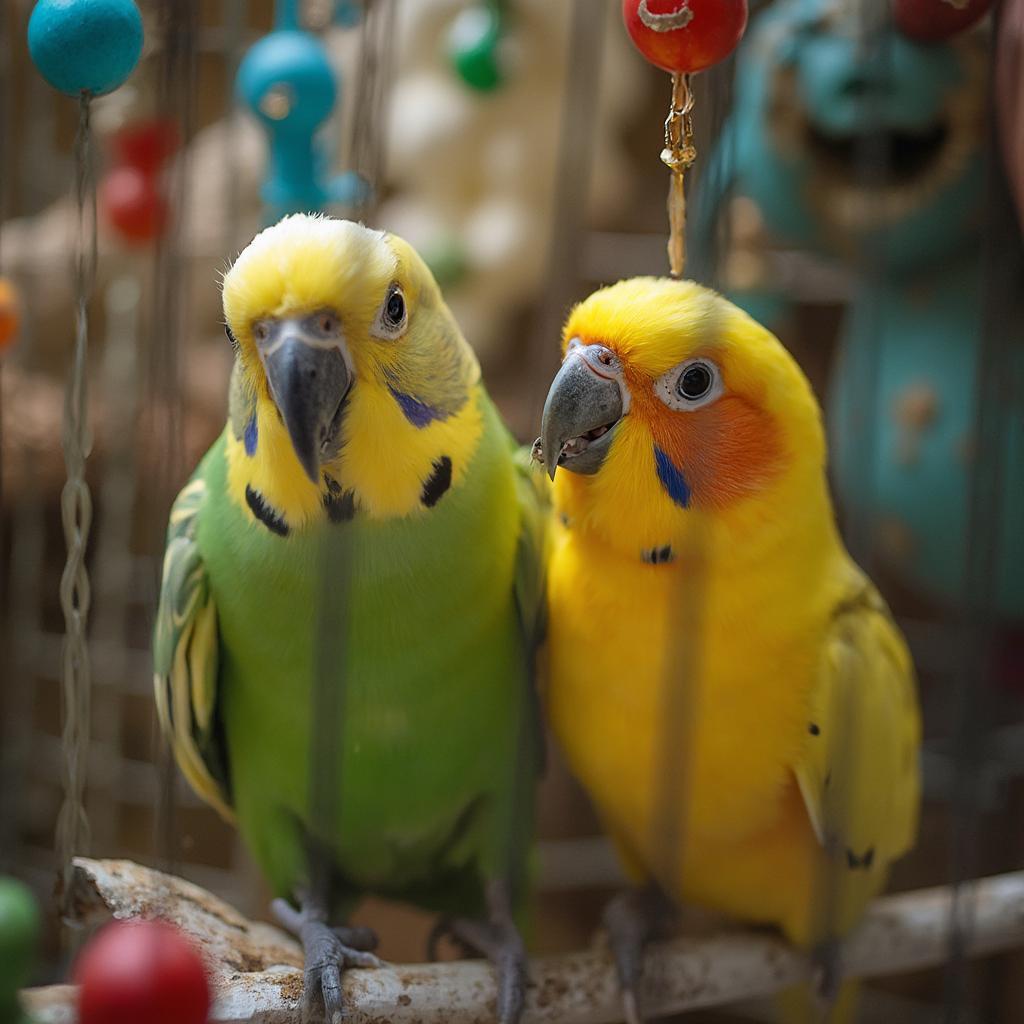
[389,385,446,428]
[654,446,691,508]
[244,414,258,456]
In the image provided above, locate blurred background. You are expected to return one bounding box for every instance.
[1,0,1023,1020]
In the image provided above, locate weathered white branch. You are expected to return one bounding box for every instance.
[23,859,1024,1024]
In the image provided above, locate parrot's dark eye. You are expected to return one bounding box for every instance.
[655,357,722,412]
[678,362,713,401]
[385,288,406,327]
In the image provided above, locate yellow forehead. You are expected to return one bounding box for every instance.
[222,214,397,333]
[564,278,741,374]
[563,277,807,406]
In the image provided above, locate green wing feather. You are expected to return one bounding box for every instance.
[793,579,921,931]
[153,477,234,821]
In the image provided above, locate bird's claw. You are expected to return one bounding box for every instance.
[603,886,673,1024]
[430,909,527,1024]
[810,938,842,1019]
[272,898,382,1023]
[302,924,382,1023]
[621,986,644,1024]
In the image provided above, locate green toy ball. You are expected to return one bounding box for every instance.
[448,1,505,93]
[0,878,41,1024]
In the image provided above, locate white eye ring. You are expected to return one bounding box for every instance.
[655,358,723,412]
[370,284,408,340]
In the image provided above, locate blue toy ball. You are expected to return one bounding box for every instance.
[28,0,143,97]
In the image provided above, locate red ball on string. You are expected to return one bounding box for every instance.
[622,0,748,74]
[76,919,211,1024]
[893,0,993,41]
[111,118,180,176]
[101,165,168,243]
[0,278,21,355]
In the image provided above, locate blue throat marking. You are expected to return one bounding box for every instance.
[654,445,691,508]
[244,413,258,456]
[388,385,446,428]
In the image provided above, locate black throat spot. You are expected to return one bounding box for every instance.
[245,484,289,536]
[421,456,453,508]
[322,474,357,523]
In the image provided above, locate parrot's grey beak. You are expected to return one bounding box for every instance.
[259,316,353,484]
[540,343,626,480]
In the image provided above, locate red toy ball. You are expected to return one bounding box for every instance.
[112,118,180,176]
[893,0,993,40]
[622,0,748,74]
[0,278,21,354]
[76,919,211,1024]
[101,165,168,243]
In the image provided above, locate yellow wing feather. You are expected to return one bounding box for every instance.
[794,577,921,936]
[153,478,234,822]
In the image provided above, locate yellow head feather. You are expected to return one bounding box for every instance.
[220,215,482,527]
[554,278,833,563]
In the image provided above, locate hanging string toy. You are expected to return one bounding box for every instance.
[26,0,143,926]
[621,0,747,277]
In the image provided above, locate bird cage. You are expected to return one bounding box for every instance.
[1,0,1023,1022]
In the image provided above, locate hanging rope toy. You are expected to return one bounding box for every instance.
[622,0,747,276]
[26,0,143,923]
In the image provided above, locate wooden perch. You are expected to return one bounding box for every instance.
[23,858,1024,1024]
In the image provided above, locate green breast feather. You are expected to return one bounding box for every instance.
[154,389,547,916]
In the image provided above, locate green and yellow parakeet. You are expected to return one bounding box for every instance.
[538,278,921,1021]
[154,214,545,1023]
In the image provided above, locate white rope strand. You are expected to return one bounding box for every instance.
[55,92,96,923]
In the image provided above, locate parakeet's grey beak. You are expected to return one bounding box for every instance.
[259,316,353,483]
[540,342,625,480]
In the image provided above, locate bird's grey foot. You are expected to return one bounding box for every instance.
[810,937,842,1016]
[427,881,527,1024]
[603,885,674,1024]
[272,896,381,1024]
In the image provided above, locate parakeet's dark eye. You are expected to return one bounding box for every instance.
[318,312,339,334]
[678,362,713,401]
[385,288,406,328]
[372,284,409,340]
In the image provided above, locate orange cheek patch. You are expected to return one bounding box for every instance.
[641,392,784,511]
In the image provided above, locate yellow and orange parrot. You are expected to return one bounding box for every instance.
[538,277,921,1020]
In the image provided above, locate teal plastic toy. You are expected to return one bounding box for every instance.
[334,0,362,28]
[27,0,143,97]
[695,0,1024,618]
[237,0,369,221]
[0,878,40,1024]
